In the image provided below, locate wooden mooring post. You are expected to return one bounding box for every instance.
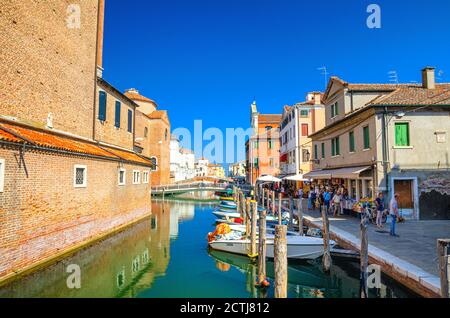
[271,190,275,215]
[278,192,282,225]
[249,201,258,258]
[321,204,332,272]
[288,196,294,230]
[360,208,370,298]
[297,198,303,235]
[258,208,267,286]
[274,225,287,298]
[245,198,251,239]
[262,187,265,209]
[437,239,450,298]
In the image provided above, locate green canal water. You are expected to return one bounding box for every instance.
[0,197,418,298]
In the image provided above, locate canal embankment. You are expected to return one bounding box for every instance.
[298,205,449,298]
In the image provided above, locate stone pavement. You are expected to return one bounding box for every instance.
[282,198,450,296]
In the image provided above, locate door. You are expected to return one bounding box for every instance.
[394,179,413,209]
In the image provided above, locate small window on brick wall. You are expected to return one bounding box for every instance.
[0,159,5,193]
[143,171,149,184]
[150,157,157,172]
[133,170,141,184]
[74,165,87,188]
[118,168,126,186]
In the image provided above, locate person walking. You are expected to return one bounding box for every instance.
[389,193,400,237]
[375,192,385,229]
[323,188,332,215]
[311,190,317,210]
[333,190,342,217]
[318,190,324,213]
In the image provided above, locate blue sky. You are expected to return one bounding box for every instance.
[102,0,450,164]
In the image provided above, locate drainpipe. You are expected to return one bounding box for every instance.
[381,107,389,194]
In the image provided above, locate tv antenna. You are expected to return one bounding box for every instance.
[437,70,444,82]
[388,70,399,84]
[317,66,329,89]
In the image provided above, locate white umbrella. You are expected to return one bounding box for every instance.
[257,175,282,183]
[283,174,310,182]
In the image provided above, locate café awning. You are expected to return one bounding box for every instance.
[303,166,372,180]
[283,174,310,181]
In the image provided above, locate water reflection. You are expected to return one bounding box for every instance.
[0,198,418,298]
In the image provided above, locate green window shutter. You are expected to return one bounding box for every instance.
[363,126,370,149]
[115,101,121,128]
[336,137,340,155]
[98,91,107,121]
[314,144,318,160]
[335,102,338,115]
[331,104,335,118]
[395,123,410,146]
[349,131,355,152]
[321,143,325,159]
[127,109,133,132]
[331,138,335,156]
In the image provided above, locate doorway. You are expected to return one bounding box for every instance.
[392,178,417,219]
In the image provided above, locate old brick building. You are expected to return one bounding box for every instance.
[125,89,171,186]
[0,0,154,283]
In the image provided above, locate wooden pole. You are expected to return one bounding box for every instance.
[297,198,303,235]
[278,192,282,225]
[262,186,265,209]
[271,190,275,215]
[258,208,267,285]
[249,201,258,258]
[245,198,251,238]
[437,239,450,298]
[360,207,370,298]
[274,225,287,298]
[289,196,294,230]
[321,203,332,272]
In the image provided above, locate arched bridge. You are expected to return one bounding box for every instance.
[151,182,230,196]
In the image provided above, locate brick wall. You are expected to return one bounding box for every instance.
[0,146,152,279]
[147,119,171,185]
[95,84,135,150]
[0,0,99,139]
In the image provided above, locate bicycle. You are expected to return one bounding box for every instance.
[368,207,388,226]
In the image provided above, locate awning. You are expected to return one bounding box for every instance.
[283,174,310,181]
[303,166,372,180]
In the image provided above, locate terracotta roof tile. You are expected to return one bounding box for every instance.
[0,123,153,166]
[368,84,450,105]
[148,110,167,119]
[124,91,156,105]
[258,114,282,123]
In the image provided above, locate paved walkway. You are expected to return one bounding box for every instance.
[280,199,450,296]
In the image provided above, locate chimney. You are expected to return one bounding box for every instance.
[422,67,436,89]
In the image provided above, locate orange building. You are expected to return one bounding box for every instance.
[246,101,281,184]
[125,89,171,186]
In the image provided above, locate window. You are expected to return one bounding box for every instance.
[300,110,309,118]
[268,140,273,149]
[74,165,87,188]
[142,171,149,184]
[321,142,325,159]
[265,126,272,131]
[150,157,157,171]
[98,91,107,121]
[269,158,274,167]
[254,140,259,149]
[144,127,148,138]
[254,158,259,167]
[349,131,355,152]
[133,170,141,184]
[302,149,310,162]
[0,159,4,192]
[331,102,339,118]
[363,126,370,149]
[331,137,340,156]
[395,123,410,147]
[115,101,121,128]
[301,124,309,136]
[127,109,133,133]
[118,168,126,186]
[314,144,318,160]
[165,129,168,141]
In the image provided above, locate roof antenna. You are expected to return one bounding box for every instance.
[437,70,444,82]
[317,66,329,90]
[388,70,399,84]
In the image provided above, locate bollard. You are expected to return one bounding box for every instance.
[360,207,370,298]
[274,225,288,298]
[278,192,282,225]
[297,198,303,235]
[249,201,258,258]
[258,208,267,286]
[321,204,332,272]
[437,239,450,298]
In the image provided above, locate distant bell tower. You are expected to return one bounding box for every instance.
[250,100,258,135]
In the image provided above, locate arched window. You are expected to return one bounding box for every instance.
[150,157,157,171]
[144,127,148,138]
[165,129,168,141]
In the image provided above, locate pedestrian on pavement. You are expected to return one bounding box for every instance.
[333,190,342,217]
[323,188,332,215]
[389,193,400,237]
[375,192,385,228]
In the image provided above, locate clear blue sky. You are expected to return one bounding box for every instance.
[102,0,450,164]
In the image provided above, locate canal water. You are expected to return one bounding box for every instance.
[0,196,418,298]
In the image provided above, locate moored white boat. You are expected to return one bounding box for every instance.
[209,235,335,260]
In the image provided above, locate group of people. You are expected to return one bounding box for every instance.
[306,186,347,217]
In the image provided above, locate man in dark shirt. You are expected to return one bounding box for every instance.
[375,192,385,228]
